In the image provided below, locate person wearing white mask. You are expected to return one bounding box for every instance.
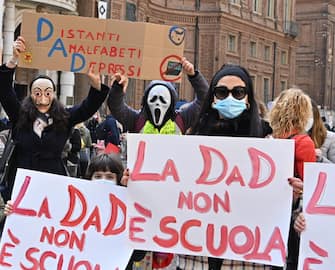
[107,57,208,135]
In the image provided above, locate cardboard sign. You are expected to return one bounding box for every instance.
[298,163,335,270]
[126,134,295,266]
[0,169,133,269]
[19,12,185,81]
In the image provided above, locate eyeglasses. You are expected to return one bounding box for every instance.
[214,85,247,100]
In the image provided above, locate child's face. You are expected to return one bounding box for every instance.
[91,171,118,185]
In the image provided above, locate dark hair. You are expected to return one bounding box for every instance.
[86,153,124,185]
[16,75,69,131]
[192,64,263,137]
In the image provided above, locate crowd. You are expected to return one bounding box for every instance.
[0,35,333,270]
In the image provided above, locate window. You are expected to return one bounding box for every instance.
[280,80,287,90]
[281,50,288,65]
[228,35,237,52]
[250,41,257,57]
[126,2,136,21]
[267,0,274,18]
[264,45,271,61]
[253,0,261,13]
[263,78,270,104]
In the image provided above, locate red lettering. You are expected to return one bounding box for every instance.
[60,185,87,227]
[229,226,254,254]
[248,148,275,188]
[20,247,39,270]
[153,216,178,248]
[177,191,230,214]
[0,243,15,267]
[103,194,126,235]
[129,217,146,243]
[196,145,228,185]
[40,251,57,269]
[226,166,246,186]
[13,176,37,216]
[180,220,202,252]
[132,141,180,181]
[83,206,102,232]
[306,172,335,215]
[37,197,51,218]
[206,224,228,256]
[161,159,180,182]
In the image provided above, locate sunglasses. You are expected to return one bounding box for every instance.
[214,85,247,100]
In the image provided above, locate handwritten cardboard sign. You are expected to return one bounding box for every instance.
[19,12,185,81]
[126,134,295,266]
[0,169,133,269]
[298,163,335,270]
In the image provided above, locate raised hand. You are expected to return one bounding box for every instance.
[110,73,129,93]
[7,36,26,68]
[87,66,101,91]
[181,57,195,76]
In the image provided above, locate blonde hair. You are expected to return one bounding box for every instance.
[269,88,312,138]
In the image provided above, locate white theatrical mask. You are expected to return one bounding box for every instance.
[147,85,172,126]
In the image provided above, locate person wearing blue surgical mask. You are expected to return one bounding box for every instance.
[191,64,269,138]
[186,65,272,270]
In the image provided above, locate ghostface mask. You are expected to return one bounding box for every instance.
[147,85,172,127]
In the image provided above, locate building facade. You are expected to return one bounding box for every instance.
[296,0,335,125]
[1,0,297,111]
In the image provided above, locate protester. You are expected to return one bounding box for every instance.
[85,153,147,270]
[107,57,208,135]
[108,56,208,269]
[189,64,271,269]
[76,122,92,178]
[309,100,335,163]
[0,36,109,201]
[269,87,316,270]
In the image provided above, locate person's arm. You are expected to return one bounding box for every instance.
[0,37,25,124]
[68,67,109,126]
[179,57,209,130]
[107,73,139,132]
[288,176,304,203]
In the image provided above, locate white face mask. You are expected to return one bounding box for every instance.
[93,179,117,185]
[305,117,314,132]
[147,85,171,127]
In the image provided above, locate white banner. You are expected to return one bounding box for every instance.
[0,169,132,269]
[298,163,335,270]
[127,134,295,266]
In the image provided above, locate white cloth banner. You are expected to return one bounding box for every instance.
[298,163,335,270]
[127,134,295,266]
[0,169,132,269]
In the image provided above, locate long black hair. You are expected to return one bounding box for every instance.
[16,75,69,131]
[192,64,263,137]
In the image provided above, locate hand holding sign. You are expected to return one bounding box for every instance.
[7,36,26,68]
[181,57,195,76]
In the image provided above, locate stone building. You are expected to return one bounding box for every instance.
[1,0,297,112]
[296,0,335,124]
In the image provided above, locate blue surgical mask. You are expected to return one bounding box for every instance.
[212,95,247,119]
